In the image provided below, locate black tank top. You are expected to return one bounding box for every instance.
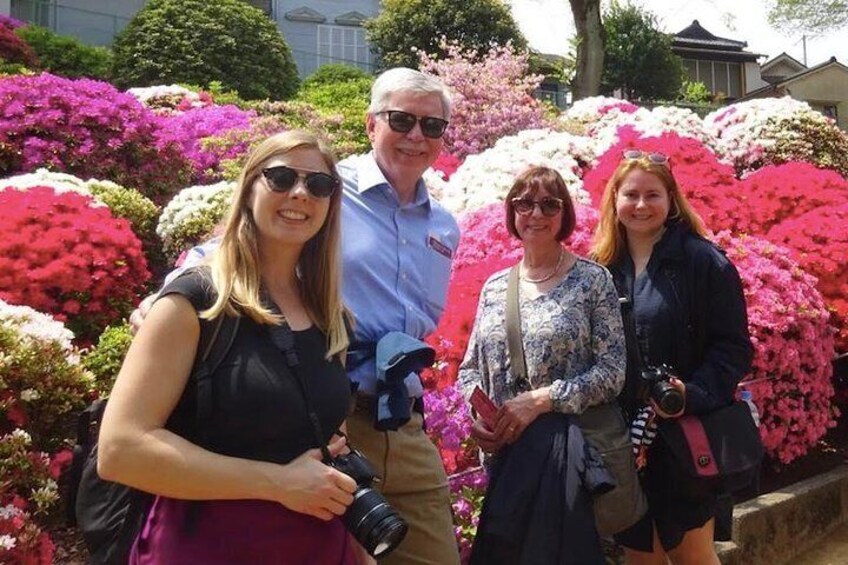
[160,269,350,464]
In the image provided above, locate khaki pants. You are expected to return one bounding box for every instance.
[346,407,461,565]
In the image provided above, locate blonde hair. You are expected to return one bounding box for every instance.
[202,130,348,358]
[592,157,707,266]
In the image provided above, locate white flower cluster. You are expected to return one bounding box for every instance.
[587,106,712,154]
[0,299,74,352]
[156,181,235,248]
[562,96,639,124]
[127,84,194,104]
[443,129,594,214]
[703,97,822,171]
[0,504,23,521]
[422,167,449,202]
[0,534,16,550]
[0,169,114,207]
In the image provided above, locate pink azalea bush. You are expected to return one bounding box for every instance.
[0,187,150,344]
[734,162,848,235]
[0,73,191,201]
[767,204,848,353]
[581,129,743,232]
[716,232,836,463]
[422,383,486,561]
[157,104,256,183]
[418,40,550,159]
[432,152,462,180]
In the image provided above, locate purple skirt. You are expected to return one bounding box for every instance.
[130,497,357,564]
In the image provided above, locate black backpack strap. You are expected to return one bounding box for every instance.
[194,313,241,444]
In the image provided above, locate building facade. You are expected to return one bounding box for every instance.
[4,0,379,78]
[671,20,766,100]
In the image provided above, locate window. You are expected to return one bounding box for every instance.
[316,25,371,71]
[683,59,742,99]
[11,0,54,28]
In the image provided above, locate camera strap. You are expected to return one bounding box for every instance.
[264,301,334,463]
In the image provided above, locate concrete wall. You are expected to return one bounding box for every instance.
[744,61,767,93]
[786,66,848,130]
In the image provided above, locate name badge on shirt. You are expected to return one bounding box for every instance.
[427,233,453,260]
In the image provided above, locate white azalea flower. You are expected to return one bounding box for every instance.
[443,129,595,214]
[0,300,75,352]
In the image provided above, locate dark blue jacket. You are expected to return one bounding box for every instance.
[609,221,753,420]
[471,414,613,565]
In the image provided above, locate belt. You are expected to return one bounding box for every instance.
[353,393,424,415]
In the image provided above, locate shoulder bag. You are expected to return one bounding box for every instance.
[657,400,764,493]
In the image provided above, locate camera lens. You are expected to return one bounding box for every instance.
[343,487,408,557]
[654,382,685,415]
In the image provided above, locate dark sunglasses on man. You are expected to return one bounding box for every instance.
[511,196,564,217]
[376,110,449,139]
[262,165,339,198]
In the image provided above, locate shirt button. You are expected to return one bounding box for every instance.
[401,273,408,280]
[401,238,407,245]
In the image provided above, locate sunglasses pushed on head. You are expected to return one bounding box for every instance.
[622,149,670,167]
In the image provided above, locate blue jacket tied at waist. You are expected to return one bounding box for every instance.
[349,332,435,431]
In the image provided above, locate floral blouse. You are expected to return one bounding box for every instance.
[458,258,626,414]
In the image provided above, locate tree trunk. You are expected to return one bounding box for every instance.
[570,0,604,100]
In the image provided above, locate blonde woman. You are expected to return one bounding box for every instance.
[98,131,367,563]
[593,151,752,565]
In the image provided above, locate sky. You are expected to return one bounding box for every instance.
[508,0,848,67]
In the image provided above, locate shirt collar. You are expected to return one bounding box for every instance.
[357,152,431,208]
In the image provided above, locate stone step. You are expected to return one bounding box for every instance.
[718,465,848,564]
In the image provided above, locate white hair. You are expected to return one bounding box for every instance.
[368,67,453,120]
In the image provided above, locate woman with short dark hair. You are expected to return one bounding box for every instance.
[458,166,626,563]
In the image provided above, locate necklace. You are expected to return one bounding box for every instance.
[521,250,565,284]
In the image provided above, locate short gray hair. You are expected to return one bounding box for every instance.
[368,68,453,120]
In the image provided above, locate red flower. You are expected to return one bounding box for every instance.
[0,186,150,344]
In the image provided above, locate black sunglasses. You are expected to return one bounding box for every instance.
[511,196,564,217]
[261,166,339,198]
[377,110,449,139]
[622,149,669,166]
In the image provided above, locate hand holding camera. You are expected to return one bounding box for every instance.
[273,435,357,521]
[325,438,408,558]
[641,364,686,418]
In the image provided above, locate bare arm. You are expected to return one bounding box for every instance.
[98,294,356,520]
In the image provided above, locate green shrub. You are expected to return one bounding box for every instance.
[87,180,166,279]
[16,25,112,80]
[678,80,713,105]
[0,59,31,76]
[302,63,371,89]
[0,300,95,452]
[292,77,372,155]
[82,323,133,395]
[111,0,299,101]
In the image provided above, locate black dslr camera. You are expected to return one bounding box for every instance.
[328,448,408,558]
[641,364,685,415]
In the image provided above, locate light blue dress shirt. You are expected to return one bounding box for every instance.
[337,153,459,394]
[176,152,459,395]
